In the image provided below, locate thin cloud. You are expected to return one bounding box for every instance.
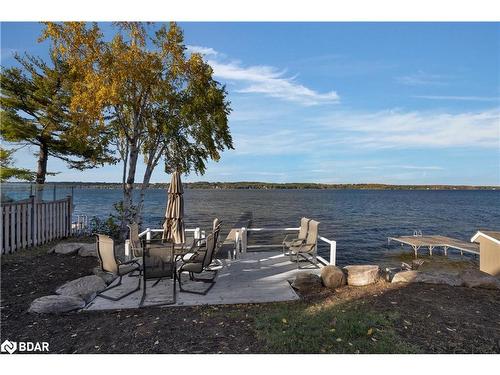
[230,108,499,157]
[414,95,500,102]
[209,60,339,105]
[362,165,444,171]
[185,45,218,56]
[396,70,448,86]
[190,46,340,106]
[315,108,499,149]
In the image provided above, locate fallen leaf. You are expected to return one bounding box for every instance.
[282,318,288,324]
[367,328,373,336]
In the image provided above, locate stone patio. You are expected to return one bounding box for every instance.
[85,251,323,310]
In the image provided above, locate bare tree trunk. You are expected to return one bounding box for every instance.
[36,142,48,184]
[121,142,139,240]
[33,143,49,201]
[121,140,129,192]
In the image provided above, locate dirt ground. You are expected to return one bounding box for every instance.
[1,241,499,354]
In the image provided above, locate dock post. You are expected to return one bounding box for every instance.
[234,230,240,258]
[124,239,130,260]
[241,227,247,253]
[330,240,337,266]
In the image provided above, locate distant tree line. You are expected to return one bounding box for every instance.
[4,181,497,190]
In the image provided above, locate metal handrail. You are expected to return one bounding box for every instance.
[138,227,199,239]
[130,225,337,266]
[235,226,337,266]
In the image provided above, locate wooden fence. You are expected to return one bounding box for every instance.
[1,196,73,254]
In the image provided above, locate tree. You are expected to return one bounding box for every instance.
[0,147,36,182]
[41,22,233,237]
[0,53,114,185]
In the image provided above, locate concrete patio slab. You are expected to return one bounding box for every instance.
[84,251,322,310]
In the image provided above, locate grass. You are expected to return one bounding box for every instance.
[253,300,420,354]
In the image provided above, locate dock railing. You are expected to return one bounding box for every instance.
[128,225,337,266]
[236,226,337,266]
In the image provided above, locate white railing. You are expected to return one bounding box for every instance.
[125,225,337,266]
[235,227,337,266]
[125,227,202,259]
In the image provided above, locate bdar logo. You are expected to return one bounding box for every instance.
[1,340,17,354]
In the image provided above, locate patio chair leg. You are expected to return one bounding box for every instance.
[297,253,320,270]
[140,274,176,308]
[178,270,217,295]
[152,277,162,287]
[97,274,141,302]
[192,269,218,282]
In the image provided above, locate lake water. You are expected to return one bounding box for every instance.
[2,185,499,266]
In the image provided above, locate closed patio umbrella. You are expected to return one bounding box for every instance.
[163,171,185,244]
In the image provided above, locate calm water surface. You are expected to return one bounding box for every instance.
[3,185,499,266]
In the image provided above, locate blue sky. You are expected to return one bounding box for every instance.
[1,22,499,185]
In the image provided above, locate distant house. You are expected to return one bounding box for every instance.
[471,231,500,276]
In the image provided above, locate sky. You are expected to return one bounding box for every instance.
[1,22,499,185]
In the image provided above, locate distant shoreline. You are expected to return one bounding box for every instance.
[2,181,498,190]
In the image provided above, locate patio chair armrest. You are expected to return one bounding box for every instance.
[183,249,206,262]
[283,235,304,245]
[293,242,316,253]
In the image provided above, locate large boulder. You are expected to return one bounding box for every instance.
[392,270,463,287]
[381,267,399,282]
[392,270,418,283]
[320,265,346,289]
[48,242,83,255]
[29,295,85,314]
[93,267,118,285]
[460,269,500,290]
[417,273,463,287]
[56,275,107,303]
[78,243,97,257]
[343,265,379,286]
[291,273,323,293]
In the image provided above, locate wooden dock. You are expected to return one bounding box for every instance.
[388,235,479,257]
